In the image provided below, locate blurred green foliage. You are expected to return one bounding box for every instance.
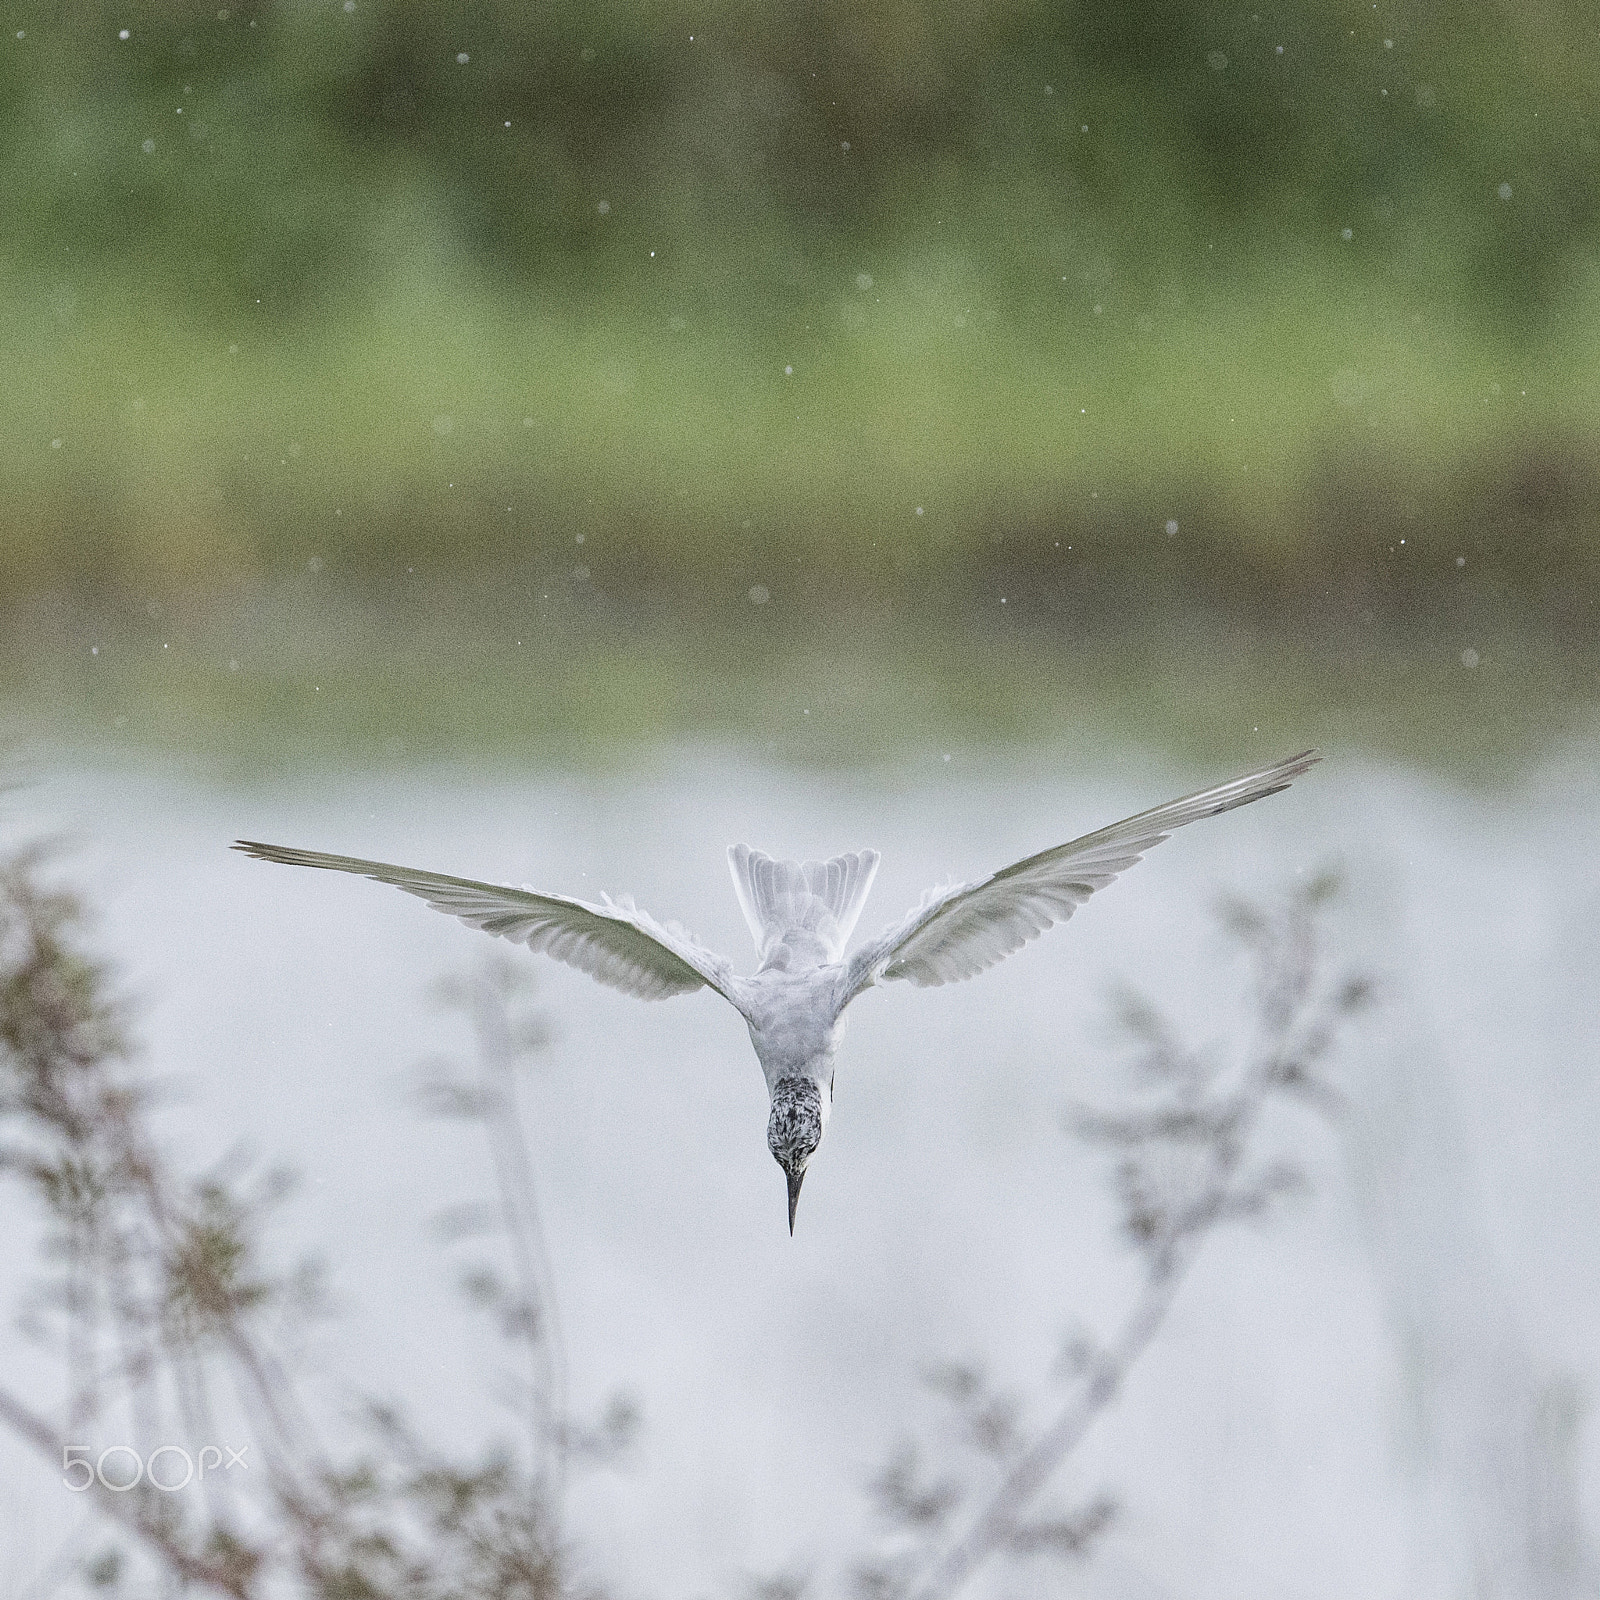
[4,0,1600,605]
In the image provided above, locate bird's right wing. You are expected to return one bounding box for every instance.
[842,750,1319,998]
[234,842,738,1004]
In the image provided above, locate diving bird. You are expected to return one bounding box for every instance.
[236,749,1317,1232]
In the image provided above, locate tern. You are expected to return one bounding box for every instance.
[236,749,1317,1232]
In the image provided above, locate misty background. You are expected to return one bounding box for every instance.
[2,0,1598,1594]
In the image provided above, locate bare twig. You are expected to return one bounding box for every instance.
[883,874,1368,1600]
[0,848,598,1598]
[465,964,570,1484]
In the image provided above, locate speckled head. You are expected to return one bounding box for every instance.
[768,1077,825,1234]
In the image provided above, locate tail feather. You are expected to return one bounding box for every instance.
[728,846,881,963]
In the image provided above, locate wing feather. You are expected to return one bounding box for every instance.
[844,750,1319,995]
[233,842,736,1004]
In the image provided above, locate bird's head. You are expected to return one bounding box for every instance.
[767,1077,826,1235]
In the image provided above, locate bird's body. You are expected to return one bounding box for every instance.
[741,967,846,1095]
[237,749,1319,1231]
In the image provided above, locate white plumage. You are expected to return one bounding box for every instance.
[728,844,880,968]
[236,749,1318,1231]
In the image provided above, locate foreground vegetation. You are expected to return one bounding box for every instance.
[0,834,1365,1595]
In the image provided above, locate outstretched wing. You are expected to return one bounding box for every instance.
[234,842,737,1004]
[843,750,1319,997]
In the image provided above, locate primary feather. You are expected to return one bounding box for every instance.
[231,842,734,1002]
[844,749,1320,995]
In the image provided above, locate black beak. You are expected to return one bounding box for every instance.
[786,1167,806,1235]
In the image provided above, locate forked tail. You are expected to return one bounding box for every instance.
[728,845,880,965]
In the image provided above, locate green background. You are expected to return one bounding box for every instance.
[5,0,1598,766]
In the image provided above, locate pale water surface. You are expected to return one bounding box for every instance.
[2,740,1598,1598]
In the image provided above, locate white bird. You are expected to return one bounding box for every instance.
[236,749,1317,1232]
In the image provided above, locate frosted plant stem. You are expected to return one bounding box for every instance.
[910,1029,1288,1600]
[470,978,569,1491]
[904,1243,1195,1600]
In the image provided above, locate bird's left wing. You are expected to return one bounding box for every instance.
[842,750,1319,997]
[234,842,737,1004]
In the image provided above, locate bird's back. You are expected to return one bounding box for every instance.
[741,964,846,1091]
